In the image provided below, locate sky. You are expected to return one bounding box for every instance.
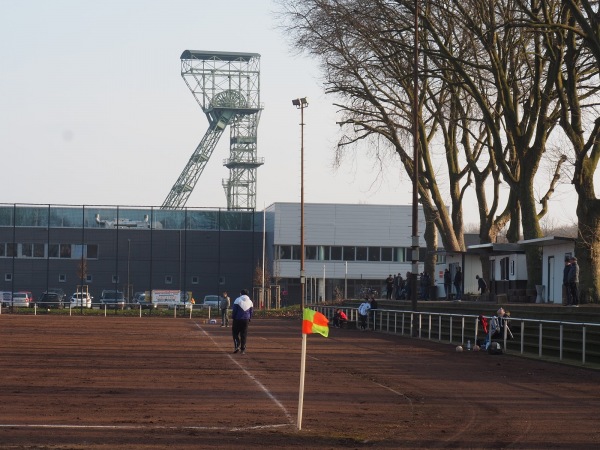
[0,0,585,228]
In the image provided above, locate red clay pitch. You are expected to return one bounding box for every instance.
[0,314,599,449]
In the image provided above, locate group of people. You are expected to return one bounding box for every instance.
[386,272,413,300]
[443,267,464,300]
[563,256,580,306]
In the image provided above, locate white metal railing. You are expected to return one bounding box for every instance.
[314,306,600,367]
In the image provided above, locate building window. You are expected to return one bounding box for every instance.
[112,275,119,284]
[395,248,405,262]
[343,246,355,261]
[368,247,380,261]
[5,273,12,281]
[278,245,292,260]
[500,257,509,280]
[34,243,44,258]
[22,243,33,257]
[191,276,199,284]
[330,246,342,260]
[305,246,317,260]
[381,247,393,262]
[0,243,4,257]
[87,244,99,259]
[319,246,329,260]
[59,274,66,283]
[356,247,368,261]
[165,275,173,284]
[6,243,16,257]
[86,274,93,283]
[49,244,59,258]
[292,245,301,260]
[60,244,71,258]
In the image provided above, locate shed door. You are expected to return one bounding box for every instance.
[547,256,555,303]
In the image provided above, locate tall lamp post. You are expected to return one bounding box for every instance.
[292,97,308,311]
[411,0,420,314]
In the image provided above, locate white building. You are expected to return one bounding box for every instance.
[265,202,430,302]
[519,236,575,304]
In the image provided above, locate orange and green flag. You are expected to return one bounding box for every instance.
[302,308,329,337]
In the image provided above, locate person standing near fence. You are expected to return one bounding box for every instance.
[563,257,572,306]
[385,274,394,300]
[358,297,371,331]
[454,267,463,300]
[231,289,253,354]
[444,268,452,300]
[220,291,230,327]
[567,257,579,307]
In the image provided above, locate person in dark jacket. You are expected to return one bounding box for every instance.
[454,267,463,300]
[231,289,254,354]
[444,269,452,300]
[563,257,572,306]
[567,257,579,307]
[476,275,487,294]
[385,274,394,300]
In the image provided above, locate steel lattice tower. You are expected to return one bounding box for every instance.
[162,50,263,210]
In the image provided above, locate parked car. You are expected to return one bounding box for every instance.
[100,290,125,309]
[46,288,67,304]
[133,291,155,309]
[10,291,34,307]
[38,291,65,309]
[202,294,222,308]
[70,292,92,308]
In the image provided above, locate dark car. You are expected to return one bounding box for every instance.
[38,292,65,309]
[46,288,66,304]
[100,290,126,309]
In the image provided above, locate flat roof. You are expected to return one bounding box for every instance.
[518,236,576,247]
[466,243,524,254]
[180,50,260,61]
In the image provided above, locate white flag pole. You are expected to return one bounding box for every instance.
[297,332,307,430]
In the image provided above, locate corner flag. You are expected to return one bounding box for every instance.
[302,308,329,337]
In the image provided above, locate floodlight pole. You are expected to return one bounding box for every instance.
[293,96,308,431]
[292,97,308,312]
[411,0,420,315]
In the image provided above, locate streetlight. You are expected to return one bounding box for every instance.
[411,0,420,315]
[292,97,308,310]
[127,239,131,303]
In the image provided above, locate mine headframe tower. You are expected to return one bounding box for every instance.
[162,50,263,210]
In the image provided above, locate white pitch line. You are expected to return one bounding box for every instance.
[0,423,291,431]
[194,322,294,425]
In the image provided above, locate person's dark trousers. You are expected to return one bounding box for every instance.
[221,308,229,326]
[563,283,571,305]
[359,314,367,330]
[232,319,249,350]
[569,282,579,305]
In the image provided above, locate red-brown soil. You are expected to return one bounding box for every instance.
[0,315,598,449]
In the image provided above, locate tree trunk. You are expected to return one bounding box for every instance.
[575,194,600,304]
[519,178,543,290]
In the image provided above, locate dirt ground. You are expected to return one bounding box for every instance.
[0,314,599,449]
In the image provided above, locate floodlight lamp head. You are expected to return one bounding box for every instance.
[292,97,308,108]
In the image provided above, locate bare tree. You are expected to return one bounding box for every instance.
[278,0,567,290]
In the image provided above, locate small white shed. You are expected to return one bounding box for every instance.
[518,236,576,304]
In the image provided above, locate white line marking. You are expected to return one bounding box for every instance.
[194,322,294,424]
[0,423,291,431]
